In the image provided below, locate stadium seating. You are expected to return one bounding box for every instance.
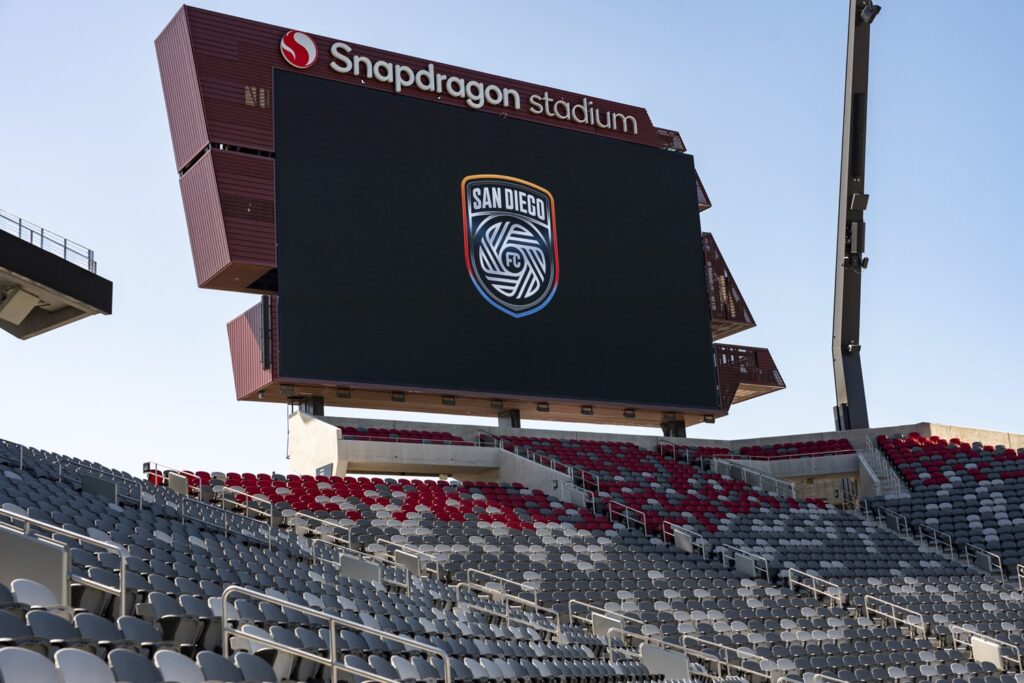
[339,426,471,445]
[870,432,1024,573]
[496,435,827,534]
[736,439,855,460]
[5,433,1024,682]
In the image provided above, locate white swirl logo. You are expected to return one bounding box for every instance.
[280,30,318,69]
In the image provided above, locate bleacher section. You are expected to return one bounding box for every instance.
[4,428,1024,682]
[869,433,1024,574]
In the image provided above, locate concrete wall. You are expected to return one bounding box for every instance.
[288,412,340,475]
[314,415,1024,453]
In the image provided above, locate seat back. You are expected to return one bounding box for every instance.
[54,648,116,683]
[0,646,61,683]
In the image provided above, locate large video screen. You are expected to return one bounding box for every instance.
[274,70,718,410]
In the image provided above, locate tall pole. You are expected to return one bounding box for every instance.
[833,0,879,431]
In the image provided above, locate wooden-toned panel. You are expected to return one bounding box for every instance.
[227,302,273,400]
[178,151,230,286]
[155,7,208,172]
[704,233,755,341]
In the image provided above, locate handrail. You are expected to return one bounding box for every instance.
[864,595,926,637]
[58,459,146,509]
[965,544,1004,579]
[950,624,1023,671]
[708,458,796,500]
[308,538,411,592]
[608,500,647,531]
[0,507,129,617]
[482,434,603,494]
[661,521,709,560]
[720,544,771,580]
[222,585,452,683]
[787,568,844,607]
[454,579,559,637]
[567,599,645,631]
[0,207,97,273]
[1018,563,1024,592]
[655,440,691,464]
[466,568,538,604]
[605,626,721,683]
[874,506,910,536]
[858,435,910,497]
[376,538,443,579]
[680,633,778,683]
[919,524,956,560]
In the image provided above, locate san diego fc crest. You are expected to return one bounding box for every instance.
[461,175,558,318]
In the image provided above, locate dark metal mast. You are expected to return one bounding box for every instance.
[833,0,880,431]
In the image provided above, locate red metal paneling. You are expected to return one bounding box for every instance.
[155,7,208,172]
[179,6,661,153]
[704,233,755,340]
[227,302,273,399]
[178,151,230,286]
[211,150,276,267]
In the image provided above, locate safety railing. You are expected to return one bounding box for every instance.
[339,432,474,447]
[143,461,206,498]
[951,624,1023,672]
[919,524,957,560]
[965,544,1004,579]
[680,633,780,683]
[708,458,796,500]
[455,570,559,637]
[705,448,857,463]
[567,599,646,633]
[1018,563,1024,591]
[308,538,411,593]
[375,538,443,581]
[222,586,452,683]
[655,440,691,464]
[480,433,603,494]
[0,507,129,617]
[874,506,910,536]
[719,545,771,580]
[0,207,97,272]
[864,595,926,637]
[605,627,715,683]
[661,521,709,560]
[781,674,846,683]
[608,500,647,532]
[858,435,910,497]
[787,568,844,607]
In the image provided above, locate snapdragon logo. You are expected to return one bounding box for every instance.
[280,30,318,69]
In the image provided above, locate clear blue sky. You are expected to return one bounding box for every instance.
[1,1,1021,476]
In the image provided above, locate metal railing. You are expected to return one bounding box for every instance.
[864,595,926,637]
[788,568,844,607]
[950,624,1023,672]
[608,500,647,531]
[661,521,709,560]
[965,543,1005,579]
[858,435,910,497]
[604,627,714,683]
[708,458,796,500]
[455,570,559,636]
[720,545,771,580]
[308,538,411,593]
[680,633,780,683]
[0,507,128,617]
[1018,564,1024,591]
[375,538,443,580]
[480,433,603,494]
[567,599,646,632]
[919,524,957,560]
[655,440,691,464]
[222,586,452,683]
[0,207,97,272]
[874,506,910,536]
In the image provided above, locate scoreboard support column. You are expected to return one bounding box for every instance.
[498,410,522,429]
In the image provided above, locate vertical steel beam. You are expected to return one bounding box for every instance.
[833,0,880,430]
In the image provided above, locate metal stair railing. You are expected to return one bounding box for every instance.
[454,569,559,637]
[951,624,1023,672]
[604,627,715,683]
[719,545,772,581]
[0,507,129,617]
[679,633,782,683]
[919,524,956,560]
[661,521,710,560]
[863,595,926,637]
[787,568,845,607]
[221,585,452,683]
[567,599,646,633]
[608,500,647,531]
[707,458,796,500]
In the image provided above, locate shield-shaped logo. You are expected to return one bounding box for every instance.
[461,175,558,318]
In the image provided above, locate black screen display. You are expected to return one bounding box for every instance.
[274,70,718,410]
